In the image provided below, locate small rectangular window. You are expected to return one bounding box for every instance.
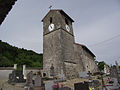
[50,17,52,23]
[65,18,69,25]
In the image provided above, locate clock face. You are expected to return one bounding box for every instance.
[65,25,70,32]
[48,24,54,31]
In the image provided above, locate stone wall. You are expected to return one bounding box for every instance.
[0,70,13,79]
[82,46,98,73]
[74,44,85,72]
[64,61,78,79]
[43,28,76,77]
[43,29,64,77]
[61,29,75,63]
[0,66,42,80]
[74,43,98,73]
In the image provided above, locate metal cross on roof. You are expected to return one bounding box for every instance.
[49,5,52,10]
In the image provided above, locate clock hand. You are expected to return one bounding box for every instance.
[50,25,52,29]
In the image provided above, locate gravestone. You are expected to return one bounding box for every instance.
[59,87,71,90]
[34,75,42,86]
[57,74,66,82]
[92,80,100,88]
[8,70,16,83]
[8,69,25,83]
[74,82,89,90]
[45,81,54,90]
[33,71,45,90]
[112,78,119,87]
[18,73,26,82]
[26,71,33,87]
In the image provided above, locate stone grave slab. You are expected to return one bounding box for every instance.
[26,71,33,87]
[45,81,54,90]
[34,76,42,86]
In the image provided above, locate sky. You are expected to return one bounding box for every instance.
[0,0,120,65]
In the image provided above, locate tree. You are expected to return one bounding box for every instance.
[98,61,106,71]
[0,40,43,67]
[0,56,13,67]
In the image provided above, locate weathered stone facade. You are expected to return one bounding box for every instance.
[42,10,98,79]
[74,43,98,73]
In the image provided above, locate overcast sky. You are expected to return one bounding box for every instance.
[0,0,120,65]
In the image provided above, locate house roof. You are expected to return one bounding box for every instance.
[41,9,74,22]
[75,43,95,57]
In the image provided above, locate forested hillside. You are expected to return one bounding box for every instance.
[0,40,43,68]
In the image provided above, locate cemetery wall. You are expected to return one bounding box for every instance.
[0,67,42,80]
[0,67,13,79]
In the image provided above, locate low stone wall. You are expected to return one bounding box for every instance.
[0,67,42,80]
[0,70,13,80]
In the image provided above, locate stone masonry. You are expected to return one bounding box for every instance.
[42,9,98,79]
[74,43,98,73]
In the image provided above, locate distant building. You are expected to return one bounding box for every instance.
[42,9,98,79]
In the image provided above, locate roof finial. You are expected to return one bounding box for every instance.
[49,5,52,10]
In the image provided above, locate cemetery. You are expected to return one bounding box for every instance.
[0,3,120,89]
[0,60,119,90]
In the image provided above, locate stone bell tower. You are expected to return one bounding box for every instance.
[42,9,78,78]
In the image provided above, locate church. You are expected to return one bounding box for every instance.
[41,9,98,79]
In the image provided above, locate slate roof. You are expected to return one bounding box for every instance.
[41,9,74,22]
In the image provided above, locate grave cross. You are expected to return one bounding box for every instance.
[87,71,92,79]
